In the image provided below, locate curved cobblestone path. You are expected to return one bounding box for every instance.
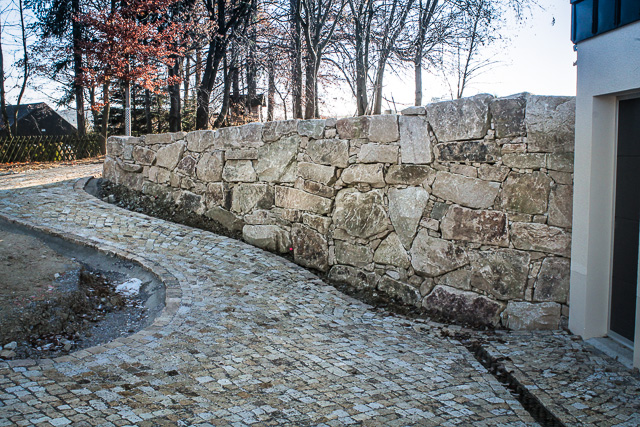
[0,167,537,426]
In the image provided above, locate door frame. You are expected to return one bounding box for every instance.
[607,94,640,349]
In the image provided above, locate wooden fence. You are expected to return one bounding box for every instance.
[0,134,103,164]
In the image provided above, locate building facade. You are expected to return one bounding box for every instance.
[570,0,640,368]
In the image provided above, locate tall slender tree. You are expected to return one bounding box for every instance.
[77,0,189,141]
[27,0,86,134]
[0,18,10,136]
[195,0,251,129]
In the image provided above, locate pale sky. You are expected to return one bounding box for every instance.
[323,0,577,116]
[2,0,576,116]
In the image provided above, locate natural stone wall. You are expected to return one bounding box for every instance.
[103,93,575,330]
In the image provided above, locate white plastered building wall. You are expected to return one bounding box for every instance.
[570,20,640,369]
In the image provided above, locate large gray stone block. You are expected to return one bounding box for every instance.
[263,120,299,142]
[358,143,399,164]
[177,155,197,176]
[378,276,421,307]
[186,130,217,152]
[146,133,181,144]
[243,225,291,253]
[526,96,576,153]
[469,250,530,300]
[388,187,430,249]
[373,233,411,269]
[422,285,504,326]
[292,224,329,271]
[501,153,546,170]
[534,257,570,303]
[255,135,299,183]
[336,116,369,139]
[385,165,435,185]
[368,115,399,143]
[341,164,385,186]
[410,230,469,277]
[431,171,500,209]
[399,115,432,164]
[548,184,573,228]
[205,206,244,232]
[489,94,527,138]
[440,205,509,247]
[231,183,274,214]
[195,151,224,182]
[510,222,571,257]
[222,160,257,182]
[175,190,204,214]
[132,146,155,166]
[335,241,373,268]
[425,94,493,142]
[307,139,349,168]
[334,189,388,238]
[502,301,561,330]
[156,141,186,170]
[275,186,332,214]
[500,172,552,215]
[298,119,326,139]
[106,138,124,157]
[297,162,336,185]
[436,140,499,163]
[328,265,379,290]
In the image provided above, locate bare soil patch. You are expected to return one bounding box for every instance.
[0,218,165,359]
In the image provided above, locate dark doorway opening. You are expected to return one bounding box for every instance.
[611,97,640,343]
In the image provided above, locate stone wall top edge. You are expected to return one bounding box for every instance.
[107,93,575,145]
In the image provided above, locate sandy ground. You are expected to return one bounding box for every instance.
[0,226,80,312]
[0,218,164,359]
[0,156,104,173]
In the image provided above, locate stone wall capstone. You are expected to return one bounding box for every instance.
[103,93,575,330]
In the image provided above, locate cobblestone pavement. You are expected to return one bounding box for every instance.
[478,331,640,426]
[0,165,638,427]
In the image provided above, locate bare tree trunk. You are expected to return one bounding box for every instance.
[11,0,29,135]
[267,60,275,122]
[414,54,422,106]
[144,89,152,134]
[353,16,369,116]
[246,0,257,109]
[89,85,99,131]
[168,57,182,132]
[314,72,319,117]
[372,60,386,115]
[131,85,137,134]
[232,64,239,98]
[184,55,190,102]
[124,81,131,136]
[214,53,232,128]
[0,20,10,137]
[100,82,110,153]
[195,48,201,99]
[303,57,315,119]
[290,0,303,119]
[414,0,438,106]
[156,94,162,133]
[72,0,86,135]
[196,39,224,129]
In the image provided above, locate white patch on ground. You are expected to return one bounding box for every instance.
[115,278,143,297]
